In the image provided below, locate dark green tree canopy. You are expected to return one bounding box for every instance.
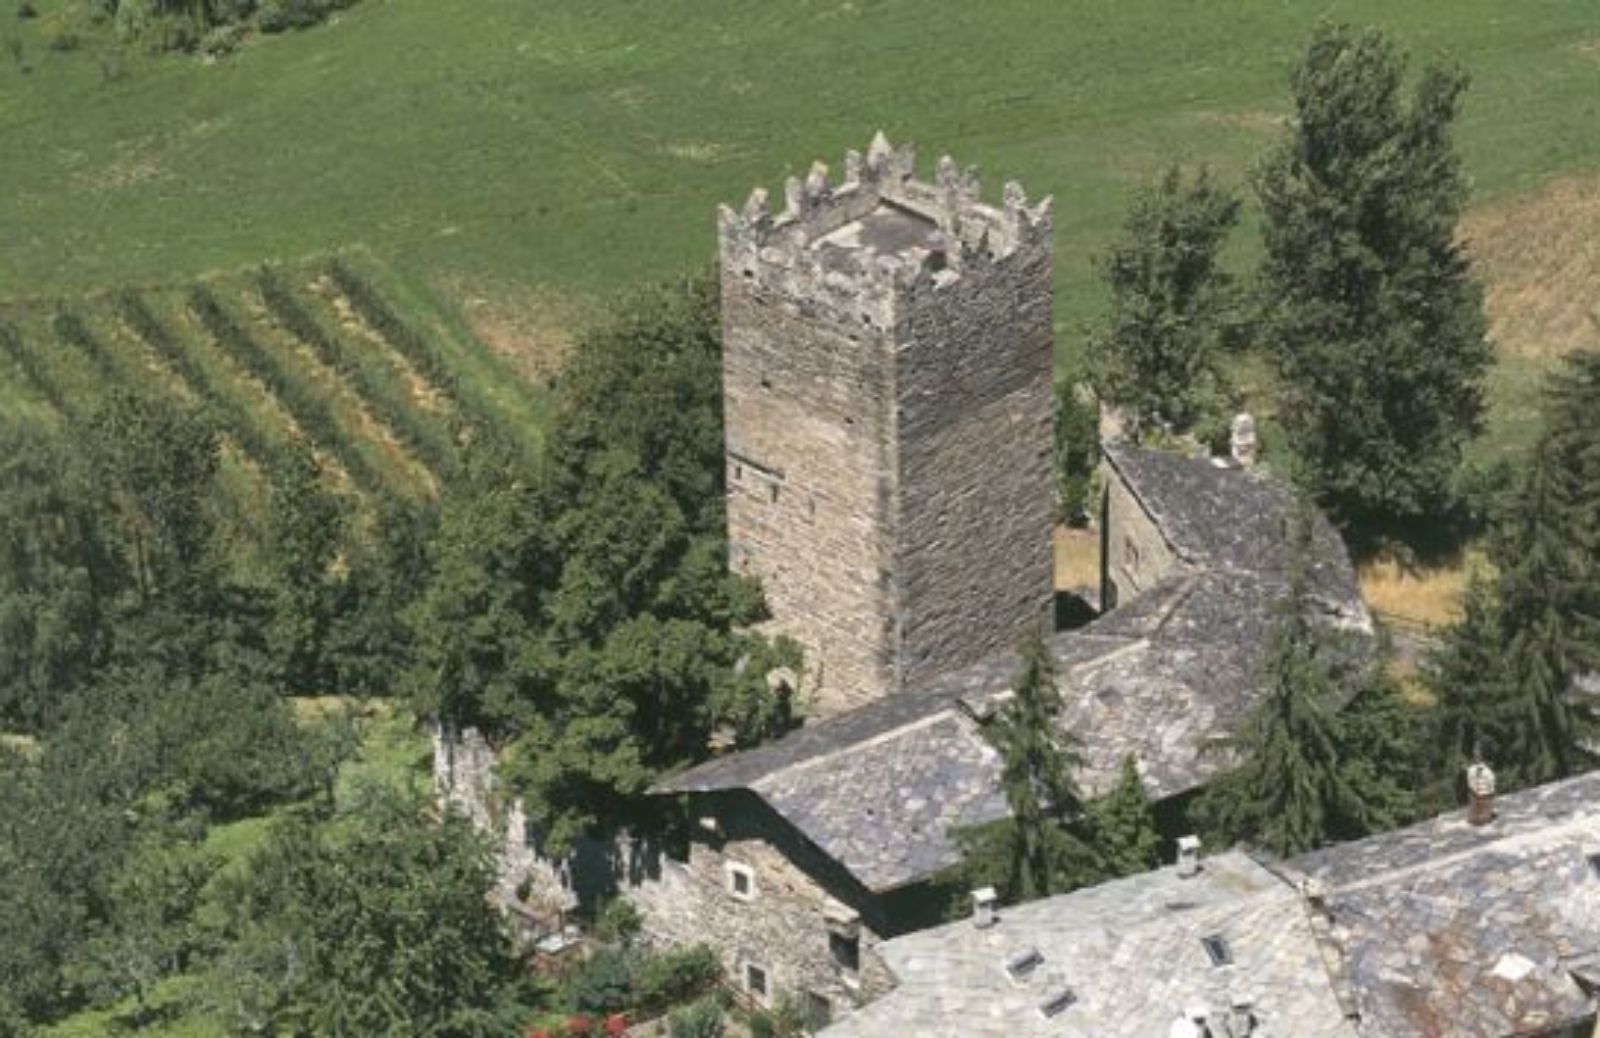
[406,274,799,856]
[207,788,526,1037]
[1196,516,1411,856]
[1430,347,1600,790]
[1089,165,1242,441]
[1257,24,1491,532]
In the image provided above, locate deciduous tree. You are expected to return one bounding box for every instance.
[1088,165,1241,441]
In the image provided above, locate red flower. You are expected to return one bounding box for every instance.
[604,1014,629,1036]
[567,1016,592,1035]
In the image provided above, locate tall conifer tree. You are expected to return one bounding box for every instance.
[1257,25,1491,531]
[1431,347,1600,788]
[1196,516,1396,856]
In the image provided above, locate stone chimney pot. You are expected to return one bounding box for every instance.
[1230,413,1258,469]
[972,886,998,929]
[1177,835,1202,878]
[1467,761,1497,826]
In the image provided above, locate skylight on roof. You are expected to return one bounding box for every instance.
[1005,948,1044,983]
[1201,934,1233,967]
[1037,988,1077,1018]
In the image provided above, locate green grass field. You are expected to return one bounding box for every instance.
[3,0,1596,463]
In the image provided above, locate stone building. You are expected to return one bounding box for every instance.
[435,134,1374,1028]
[819,769,1600,1038]
[720,132,1056,714]
[642,420,1370,1021]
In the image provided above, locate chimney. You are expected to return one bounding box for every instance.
[972,886,998,929]
[1227,992,1256,1037]
[1230,413,1258,469]
[1177,835,1202,878]
[1466,761,1497,826]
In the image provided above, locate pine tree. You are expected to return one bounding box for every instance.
[1432,425,1600,789]
[1256,24,1491,531]
[1196,516,1390,856]
[954,633,1106,902]
[1088,754,1162,876]
[1088,165,1241,440]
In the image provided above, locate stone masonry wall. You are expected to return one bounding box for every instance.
[431,722,578,920]
[1100,459,1180,609]
[893,235,1055,688]
[432,727,891,1025]
[722,274,898,714]
[628,797,895,1025]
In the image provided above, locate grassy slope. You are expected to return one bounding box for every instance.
[2,1,1595,318]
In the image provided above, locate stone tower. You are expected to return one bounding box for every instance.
[719,132,1055,715]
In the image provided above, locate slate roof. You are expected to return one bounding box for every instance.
[821,851,1354,1038]
[821,772,1600,1038]
[652,446,1371,892]
[1284,770,1600,1038]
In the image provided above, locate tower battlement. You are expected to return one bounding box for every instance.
[718,132,1052,327]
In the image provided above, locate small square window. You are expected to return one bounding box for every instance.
[830,931,860,973]
[1587,853,1600,878]
[802,991,832,1029]
[727,862,756,901]
[745,963,768,999]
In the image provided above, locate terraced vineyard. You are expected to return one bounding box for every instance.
[0,253,548,546]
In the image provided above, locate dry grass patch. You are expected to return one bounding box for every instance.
[1186,108,1285,134]
[448,278,587,387]
[1358,551,1491,631]
[1462,175,1600,361]
[1054,525,1100,592]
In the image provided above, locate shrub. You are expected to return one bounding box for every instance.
[200,22,247,57]
[565,949,635,1015]
[257,0,355,33]
[594,898,642,946]
[40,12,81,50]
[635,945,721,1010]
[668,998,724,1038]
[16,1,38,18]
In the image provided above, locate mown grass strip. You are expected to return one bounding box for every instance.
[49,309,122,383]
[0,320,70,417]
[256,266,461,483]
[115,290,287,470]
[323,259,539,454]
[324,259,461,394]
[187,283,387,495]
